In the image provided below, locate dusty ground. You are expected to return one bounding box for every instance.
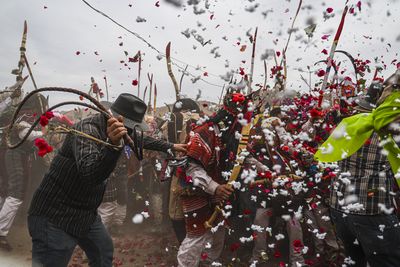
[0,221,179,267]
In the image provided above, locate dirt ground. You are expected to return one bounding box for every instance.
[0,220,179,267]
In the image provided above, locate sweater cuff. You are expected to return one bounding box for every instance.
[205,180,219,195]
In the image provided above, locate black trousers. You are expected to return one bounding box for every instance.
[331,208,400,267]
[28,215,113,267]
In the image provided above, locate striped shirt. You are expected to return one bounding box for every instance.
[330,133,395,215]
[29,114,173,236]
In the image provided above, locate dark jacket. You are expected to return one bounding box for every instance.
[29,114,172,236]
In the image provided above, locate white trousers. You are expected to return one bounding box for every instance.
[97,201,126,229]
[177,226,225,267]
[0,196,23,236]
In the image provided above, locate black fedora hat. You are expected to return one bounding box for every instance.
[384,69,400,88]
[355,82,383,111]
[110,93,149,131]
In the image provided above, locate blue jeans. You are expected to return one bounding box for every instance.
[330,208,400,267]
[28,215,113,267]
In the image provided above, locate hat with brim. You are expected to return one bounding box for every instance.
[355,82,383,111]
[110,93,149,132]
[355,97,376,111]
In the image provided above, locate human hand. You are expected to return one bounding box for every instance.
[215,184,234,199]
[107,116,127,145]
[172,143,188,154]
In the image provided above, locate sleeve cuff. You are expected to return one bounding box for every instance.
[205,180,219,195]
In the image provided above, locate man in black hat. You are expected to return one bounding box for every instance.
[27,93,186,267]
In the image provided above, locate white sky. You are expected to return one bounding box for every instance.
[0,0,399,109]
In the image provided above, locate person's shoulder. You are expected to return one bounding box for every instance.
[74,114,104,129]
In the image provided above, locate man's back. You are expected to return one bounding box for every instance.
[29,114,121,237]
[330,133,395,215]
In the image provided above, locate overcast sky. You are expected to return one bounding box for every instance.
[1,0,399,109]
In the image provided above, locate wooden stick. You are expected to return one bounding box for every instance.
[147,73,153,114]
[320,6,349,94]
[248,27,258,94]
[263,60,268,90]
[179,65,188,93]
[137,51,142,98]
[104,75,109,102]
[153,83,157,115]
[166,42,180,100]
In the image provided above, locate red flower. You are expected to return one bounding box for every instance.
[276,51,281,57]
[321,49,328,55]
[34,138,53,157]
[274,250,282,258]
[185,175,193,183]
[310,108,323,118]
[356,1,362,11]
[317,69,326,77]
[132,79,138,86]
[200,252,208,260]
[45,111,54,119]
[243,209,252,215]
[39,112,54,127]
[293,239,304,253]
[232,93,245,103]
[230,242,240,252]
[39,116,49,127]
[258,171,272,179]
[326,7,333,13]
[321,34,330,40]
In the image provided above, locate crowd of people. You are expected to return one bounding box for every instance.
[1,55,400,267]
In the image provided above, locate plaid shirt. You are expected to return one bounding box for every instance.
[330,133,395,215]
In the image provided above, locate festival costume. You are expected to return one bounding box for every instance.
[177,122,226,266]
